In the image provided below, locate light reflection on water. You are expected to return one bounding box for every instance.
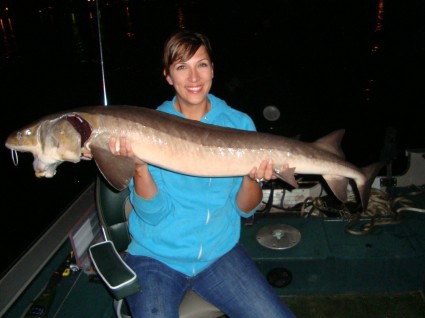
[1,0,424,276]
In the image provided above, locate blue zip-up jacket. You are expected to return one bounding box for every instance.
[127,94,258,276]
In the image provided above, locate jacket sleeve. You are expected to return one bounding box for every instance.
[128,165,174,225]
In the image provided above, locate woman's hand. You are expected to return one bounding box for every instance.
[109,137,147,168]
[237,160,289,213]
[81,137,143,164]
[109,137,133,157]
[109,137,157,198]
[248,159,289,183]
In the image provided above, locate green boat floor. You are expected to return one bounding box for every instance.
[280,291,425,318]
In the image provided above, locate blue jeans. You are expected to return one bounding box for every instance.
[124,243,296,318]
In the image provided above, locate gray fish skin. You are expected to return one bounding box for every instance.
[4,105,383,210]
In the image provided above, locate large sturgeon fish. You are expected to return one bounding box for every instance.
[5,105,383,210]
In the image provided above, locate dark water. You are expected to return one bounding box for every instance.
[1,0,424,276]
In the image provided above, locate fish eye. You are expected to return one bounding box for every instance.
[25,129,32,136]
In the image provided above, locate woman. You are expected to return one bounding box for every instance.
[111,30,295,318]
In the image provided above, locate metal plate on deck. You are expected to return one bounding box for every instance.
[256,224,301,250]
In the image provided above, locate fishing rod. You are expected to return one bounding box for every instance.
[95,0,108,106]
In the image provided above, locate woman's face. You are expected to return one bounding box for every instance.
[165,45,214,108]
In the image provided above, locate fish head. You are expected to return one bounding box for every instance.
[5,115,84,178]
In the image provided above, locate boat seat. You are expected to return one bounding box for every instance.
[89,176,225,318]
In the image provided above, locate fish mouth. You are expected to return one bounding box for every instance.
[7,146,59,178]
[32,158,61,179]
[35,170,56,178]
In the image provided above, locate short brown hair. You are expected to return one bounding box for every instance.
[163,30,213,76]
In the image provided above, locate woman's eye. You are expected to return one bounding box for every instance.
[176,65,185,70]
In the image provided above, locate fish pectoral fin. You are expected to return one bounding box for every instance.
[273,167,298,188]
[91,146,135,191]
[322,175,348,203]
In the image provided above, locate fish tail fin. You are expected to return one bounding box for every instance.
[357,161,386,211]
[314,129,349,203]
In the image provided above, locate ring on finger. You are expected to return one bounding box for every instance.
[255,177,264,183]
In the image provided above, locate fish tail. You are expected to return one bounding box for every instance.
[358,161,386,211]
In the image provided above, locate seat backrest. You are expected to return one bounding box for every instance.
[96,175,133,253]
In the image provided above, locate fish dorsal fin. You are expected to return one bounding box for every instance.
[313,129,346,159]
[91,146,135,191]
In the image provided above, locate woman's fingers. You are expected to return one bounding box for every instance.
[108,137,133,157]
[250,160,290,182]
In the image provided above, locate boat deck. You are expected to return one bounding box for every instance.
[281,291,425,318]
[3,186,425,318]
[6,267,425,318]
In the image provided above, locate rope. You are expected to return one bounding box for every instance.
[299,185,425,235]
